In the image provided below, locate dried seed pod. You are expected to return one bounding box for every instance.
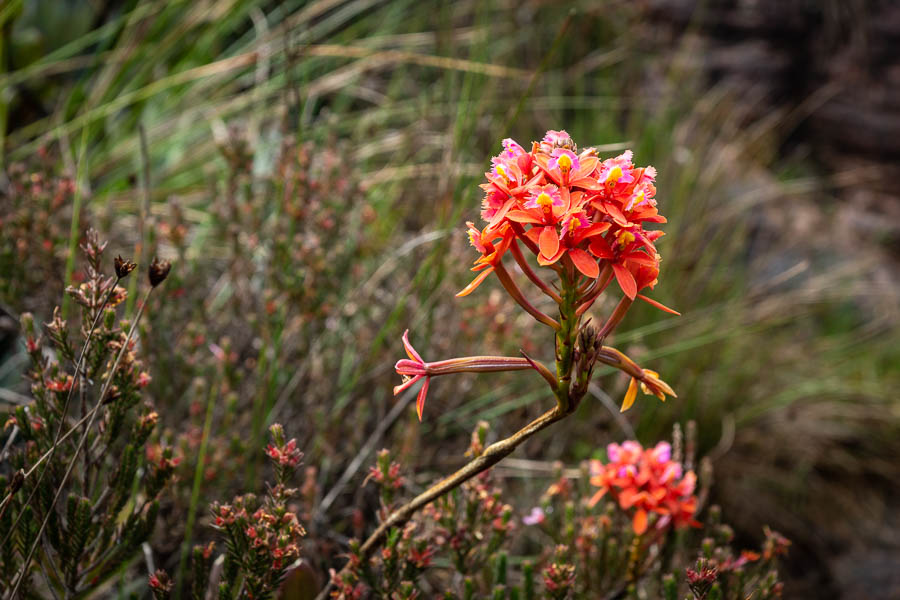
[114,255,137,279]
[148,257,171,287]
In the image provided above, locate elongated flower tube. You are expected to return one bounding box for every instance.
[394,330,554,421]
[594,346,676,411]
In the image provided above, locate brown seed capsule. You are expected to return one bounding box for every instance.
[114,255,137,279]
[8,469,25,494]
[148,257,171,287]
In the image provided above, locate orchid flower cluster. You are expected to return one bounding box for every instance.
[589,441,700,536]
[395,130,677,420]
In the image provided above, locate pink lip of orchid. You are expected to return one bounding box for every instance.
[548,148,580,175]
[523,184,563,210]
[500,137,526,159]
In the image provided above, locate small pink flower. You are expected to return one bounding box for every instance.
[548,148,580,174]
[490,157,513,180]
[137,372,152,388]
[522,506,546,526]
[209,343,225,362]
[466,222,488,254]
[499,137,526,160]
[480,189,507,222]
[559,210,590,239]
[598,150,635,187]
[653,441,671,463]
[523,184,562,210]
[46,375,73,393]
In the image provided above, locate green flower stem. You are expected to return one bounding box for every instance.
[554,266,580,413]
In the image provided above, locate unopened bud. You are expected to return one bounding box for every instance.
[148,257,171,287]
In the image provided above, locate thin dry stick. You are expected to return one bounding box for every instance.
[7,286,155,600]
[0,276,121,536]
[314,404,569,600]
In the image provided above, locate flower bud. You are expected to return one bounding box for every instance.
[148,257,171,287]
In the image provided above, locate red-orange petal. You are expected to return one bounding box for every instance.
[539,226,559,259]
[637,294,680,315]
[605,202,630,226]
[581,222,612,238]
[416,377,430,421]
[537,246,565,266]
[507,210,543,224]
[588,487,608,507]
[623,252,658,267]
[612,263,637,299]
[569,177,603,191]
[568,248,599,279]
[620,377,639,412]
[401,329,423,363]
[633,508,648,535]
[589,237,614,259]
[488,198,516,229]
[456,267,494,297]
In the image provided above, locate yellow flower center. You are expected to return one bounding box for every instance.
[536,192,553,207]
[617,230,635,248]
[606,166,623,185]
[496,164,507,179]
[557,153,572,170]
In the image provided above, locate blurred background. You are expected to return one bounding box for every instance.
[1,1,899,598]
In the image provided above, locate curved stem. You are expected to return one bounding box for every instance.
[493,260,560,330]
[319,254,586,599]
[508,221,539,256]
[576,263,613,317]
[315,406,568,600]
[597,296,633,341]
[509,239,562,303]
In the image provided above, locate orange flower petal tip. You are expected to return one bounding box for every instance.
[620,378,638,412]
[637,294,680,315]
[456,267,494,297]
[633,509,648,535]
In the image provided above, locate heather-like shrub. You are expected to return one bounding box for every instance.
[149,424,307,600]
[0,231,172,596]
